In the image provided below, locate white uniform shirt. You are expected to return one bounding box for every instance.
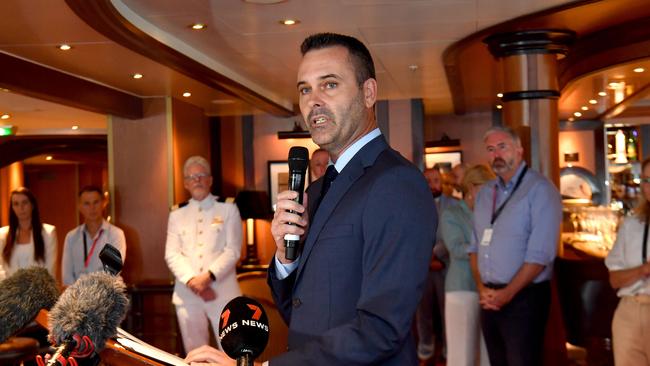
[61,220,126,286]
[165,194,242,305]
[606,215,650,297]
[0,224,57,280]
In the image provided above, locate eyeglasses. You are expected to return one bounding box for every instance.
[184,172,210,181]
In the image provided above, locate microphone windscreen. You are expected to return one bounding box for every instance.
[219,296,269,360]
[48,272,129,352]
[288,146,309,173]
[0,267,58,343]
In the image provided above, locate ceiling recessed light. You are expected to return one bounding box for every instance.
[58,44,72,51]
[634,67,645,73]
[45,156,53,161]
[280,19,300,26]
[574,112,582,117]
[497,93,503,98]
[496,104,503,109]
[71,125,79,130]
[182,92,192,98]
[589,99,597,104]
[1,114,10,120]
[581,106,588,111]
[190,23,206,30]
[132,73,143,79]
[568,117,575,122]
[598,91,607,97]
[408,65,418,72]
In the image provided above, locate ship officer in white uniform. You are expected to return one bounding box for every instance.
[165,155,243,354]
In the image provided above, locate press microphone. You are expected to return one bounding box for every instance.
[284,146,309,260]
[0,267,59,343]
[44,272,129,366]
[219,296,269,366]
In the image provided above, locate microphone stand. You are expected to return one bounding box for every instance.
[237,352,253,366]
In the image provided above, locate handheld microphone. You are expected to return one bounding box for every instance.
[284,146,309,260]
[219,296,269,366]
[0,267,59,343]
[44,272,129,366]
[99,243,123,275]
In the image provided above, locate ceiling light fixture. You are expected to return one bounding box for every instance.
[634,67,645,73]
[45,156,53,161]
[589,99,597,104]
[58,44,72,51]
[280,19,300,26]
[182,92,192,97]
[1,114,10,120]
[497,93,503,98]
[71,125,79,130]
[574,112,582,117]
[568,117,575,122]
[598,91,607,97]
[132,73,143,79]
[191,23,206,30]
[581,106,588,111]
[496,104,503,109]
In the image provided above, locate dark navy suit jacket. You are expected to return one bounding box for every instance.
[268,135,437,365]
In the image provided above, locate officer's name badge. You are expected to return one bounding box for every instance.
[212,216,224,226]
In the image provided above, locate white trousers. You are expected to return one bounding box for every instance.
[612,296,650,366]
[445,291,490,366]
[175,301,223,354]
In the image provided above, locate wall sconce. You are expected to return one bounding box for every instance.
[235,190,272,271]
[277,121,311,139]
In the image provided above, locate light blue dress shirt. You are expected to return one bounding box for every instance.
[468,162,562,284]
[441,200,476,292]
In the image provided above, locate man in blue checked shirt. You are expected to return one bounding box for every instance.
[468,126,562,366]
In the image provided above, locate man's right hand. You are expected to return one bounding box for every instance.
[270,190,309,264]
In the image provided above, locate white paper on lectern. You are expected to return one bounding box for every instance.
[115,327,189,366]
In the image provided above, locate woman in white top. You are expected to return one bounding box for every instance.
[0,187,57,280]
[606,157,650,366]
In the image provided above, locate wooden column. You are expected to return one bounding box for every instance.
[485,30,575,186]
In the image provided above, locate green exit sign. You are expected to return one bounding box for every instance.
[0,125,16,136]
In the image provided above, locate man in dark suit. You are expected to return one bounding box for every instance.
[185,32,436,366]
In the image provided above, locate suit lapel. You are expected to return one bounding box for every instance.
[296,135,389,280]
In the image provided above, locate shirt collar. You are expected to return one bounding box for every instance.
[191,193,216,210]
[497,161,527,190]
[332,128,381,173]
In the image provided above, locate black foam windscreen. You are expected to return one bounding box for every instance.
[0,267,58,343]
[219,296,269,360]
[288,146,309,173]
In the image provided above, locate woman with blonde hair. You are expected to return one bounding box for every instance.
[0,187,57,280]
[442,164,494,366]
[606,157,650,366]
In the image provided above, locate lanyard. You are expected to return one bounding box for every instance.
[491,165,528,225]
[83,228,104,268]
[643,215,649,263]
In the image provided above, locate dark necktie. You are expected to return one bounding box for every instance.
[315,165,338,214]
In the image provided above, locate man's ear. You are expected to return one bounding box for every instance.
[362,78,377,108]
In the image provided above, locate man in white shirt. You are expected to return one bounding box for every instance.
[61,186,126,286]
[165,155,242,354]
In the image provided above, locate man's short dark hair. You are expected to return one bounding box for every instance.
[300,32,375,86]
[79,185,104,198]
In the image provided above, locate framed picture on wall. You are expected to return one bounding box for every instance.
[424,151,462,171]
[268,161,289,211]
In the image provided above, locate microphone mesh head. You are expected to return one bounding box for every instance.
[288,146,309,172]
[0,267,58,342]
[219,296,269,359]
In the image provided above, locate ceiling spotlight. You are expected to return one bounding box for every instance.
[71,125,79,130]
[45,156,53,161]
[574,112,582,117]
[568,117,575,122]
[190,23,206,30]
[497,93,503,98]
[634,67,645,73]
[589,99,597,104]
[581,106,588,111]
[132,73,143,79]
[496,104,503,109]
[280,19,300,26]
[182,92,192,97]
[598,91,607,97]
[58,44,72,51]
[1,114,10,120]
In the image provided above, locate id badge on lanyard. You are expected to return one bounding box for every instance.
[481,228,493,246]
